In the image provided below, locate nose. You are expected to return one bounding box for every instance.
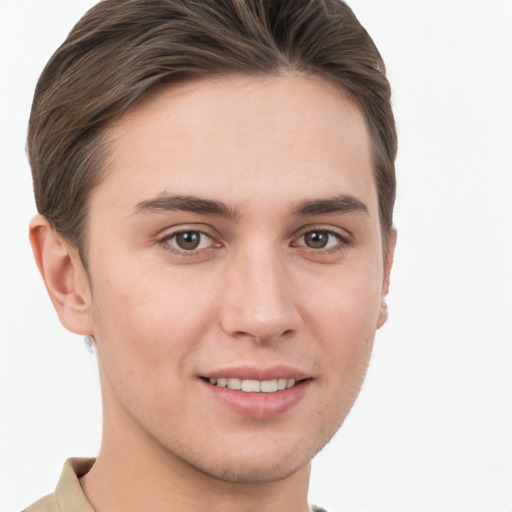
[219,247,302,343]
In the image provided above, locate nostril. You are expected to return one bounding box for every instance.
[231,329,294,343]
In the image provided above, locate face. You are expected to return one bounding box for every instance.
[83,73,391,483]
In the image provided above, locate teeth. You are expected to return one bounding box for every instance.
[260,380,278,393]
[209,377,298,392]
[277,378,287,390]
[242,379,260,392]
[227,378,242,390]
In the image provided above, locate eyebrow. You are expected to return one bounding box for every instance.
[133,193,368,220]
[291,195,369,217]
[133,194,240,221]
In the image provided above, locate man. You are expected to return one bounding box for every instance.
[24,0,397,511]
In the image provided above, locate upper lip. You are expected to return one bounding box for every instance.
[201,365,311,381]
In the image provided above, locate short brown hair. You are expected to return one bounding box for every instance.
[28,0,397,261]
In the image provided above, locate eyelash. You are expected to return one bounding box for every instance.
[157,227,351,256]
[157,229,218,256]
[292,228,351,253]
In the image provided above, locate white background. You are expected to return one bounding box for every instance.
[1,1,511,511]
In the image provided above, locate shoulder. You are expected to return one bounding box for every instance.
[22,493,61,512]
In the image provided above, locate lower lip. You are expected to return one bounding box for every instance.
[202,379,311,419]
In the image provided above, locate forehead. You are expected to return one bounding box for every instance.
[98,73,377,217]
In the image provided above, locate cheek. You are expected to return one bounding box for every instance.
[88,272,219,431]
[89,260,217,382]
[305,260,383,336]
[302,261,383,389]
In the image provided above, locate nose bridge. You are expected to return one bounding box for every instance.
[220,241,300,341]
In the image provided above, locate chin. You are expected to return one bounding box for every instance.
[164,421,339,485]
[192,451,311,484]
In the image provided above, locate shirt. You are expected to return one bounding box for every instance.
[23,459,327,512]
[23,459,95,512]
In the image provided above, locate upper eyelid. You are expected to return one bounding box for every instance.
[157,229,220,256]
[292,231,349,250]
[161,228,211,238]
[155,224,352,246]
[156,224,219,239]
[156,227,218,250]
[163,230,213,241]
[296,229,344,241]
[292,224,352,241]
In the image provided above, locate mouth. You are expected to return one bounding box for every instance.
[204,377,302,393]
[200,366,312,418]
[200,370,312,418]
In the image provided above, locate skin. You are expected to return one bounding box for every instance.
[30,73,396,512]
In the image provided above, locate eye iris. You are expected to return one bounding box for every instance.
[304,231,329,249]
[176,232,201,250]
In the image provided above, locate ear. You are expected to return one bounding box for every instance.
[376,228,397,330]
[29,214,94,336]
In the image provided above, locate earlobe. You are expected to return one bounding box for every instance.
[29,214,93,336]
[376,228,397,330]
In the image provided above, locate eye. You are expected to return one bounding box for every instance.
[162,230,215,252]
[294,229,347,250]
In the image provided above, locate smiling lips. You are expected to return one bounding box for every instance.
[202,368,311,418]
[208,377,297,393]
